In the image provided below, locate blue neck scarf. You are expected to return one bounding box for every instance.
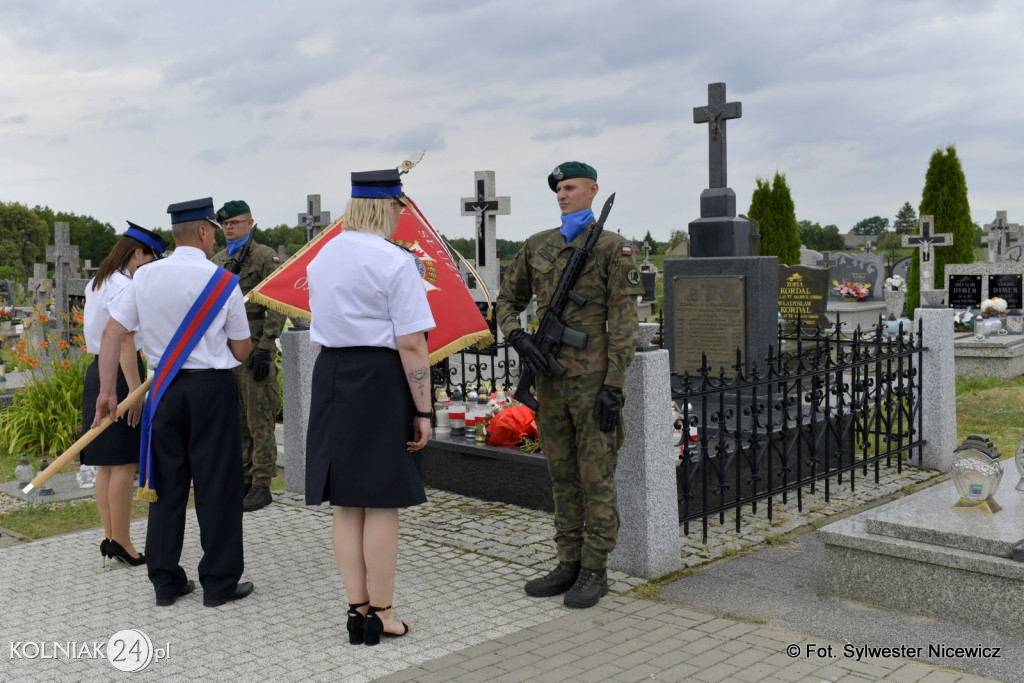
[560,208,594,243]
[226,233,250,257]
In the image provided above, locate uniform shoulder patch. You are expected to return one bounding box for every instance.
[272,255,280,263]
[627,269,641,285]
[622,245,633,256]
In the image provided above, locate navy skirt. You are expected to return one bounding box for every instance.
[81,354,145,466]
[305,346,426,508]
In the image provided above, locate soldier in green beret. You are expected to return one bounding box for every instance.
[497,161,644,608]
[212,200,286,512]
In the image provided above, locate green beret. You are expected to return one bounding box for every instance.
[216,200,251,221]
[547,161,597,192]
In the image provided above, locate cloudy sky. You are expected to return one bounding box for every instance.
[2,0,1022,244]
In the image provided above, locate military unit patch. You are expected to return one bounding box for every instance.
[627,269,641,285]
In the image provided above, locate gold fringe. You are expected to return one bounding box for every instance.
[247,290,312,322]
[428,329,495,365]
[137,485,159,503]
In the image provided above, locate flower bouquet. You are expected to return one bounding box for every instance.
[832,280,871,300]
[884,275,905,292]
[953,308,975,333]
[980,297,1007,317]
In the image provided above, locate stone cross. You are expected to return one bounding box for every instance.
[27,263,52,303]
[45,222,80,328]
[641,241,653,264]
[460,170,509,302]
[693,82,742,189]
[298,194,331,242]
[902,215,952,290]
[982,211,1021,262]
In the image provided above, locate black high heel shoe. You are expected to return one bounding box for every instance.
[106,540,146,567]
[100,539,110,568]
[347,601,369,645]
[364,605,409,646]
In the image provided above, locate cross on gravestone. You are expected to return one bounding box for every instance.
[902,215,953,291]
[981,211,1022,262]
[460,170,509,301]
[45,222,80,330]
[641,241,653,265]
[27,263,52,303]
[693,82,742,189]
[298,194,331,242]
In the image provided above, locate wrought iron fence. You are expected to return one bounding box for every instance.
[671,317,924,541]
[430,342,521,398]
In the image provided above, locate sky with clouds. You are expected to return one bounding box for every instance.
[2,0,1022,244]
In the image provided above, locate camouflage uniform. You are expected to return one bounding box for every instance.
[212,241,285,488]
[497,227,643,570]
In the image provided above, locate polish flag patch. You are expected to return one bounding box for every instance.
[622,246,633,255]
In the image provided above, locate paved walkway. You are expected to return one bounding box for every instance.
[0,465,1008,682]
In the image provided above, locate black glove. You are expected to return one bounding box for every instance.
[508,328,547,375]
[247,347,273,382]
[593,385,623,433]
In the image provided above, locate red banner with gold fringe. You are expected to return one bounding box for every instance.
[248,197,493,364]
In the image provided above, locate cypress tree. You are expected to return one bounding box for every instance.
[748,172,800,264]
[907,146,973,312]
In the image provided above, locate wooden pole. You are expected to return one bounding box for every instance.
[21,376,152,494]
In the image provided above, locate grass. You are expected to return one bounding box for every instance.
[953,375,1024,458]
[0,472,283,541]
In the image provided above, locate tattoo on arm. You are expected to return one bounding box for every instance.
[408,366,429,401]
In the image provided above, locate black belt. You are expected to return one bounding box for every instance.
[178,368,230,375]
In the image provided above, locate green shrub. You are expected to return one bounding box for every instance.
[0,353,89,459]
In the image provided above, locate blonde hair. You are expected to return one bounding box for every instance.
[341,197,400,238]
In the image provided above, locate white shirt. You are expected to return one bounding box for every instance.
[84,270,142,354]
[307,231,435,348]
[108,246,250,369]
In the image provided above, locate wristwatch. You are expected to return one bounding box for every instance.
[414,410,432,419]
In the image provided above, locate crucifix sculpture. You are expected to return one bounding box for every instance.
[460,170,509,300]
[902,215,952,291]
[693,82,742,189]
[982,211,1015,262]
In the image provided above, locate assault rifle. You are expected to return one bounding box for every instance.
[227,223,258,275]
[513,193,615,411]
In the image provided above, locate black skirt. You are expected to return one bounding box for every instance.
[81,354,145,467]
[305,346,426,508]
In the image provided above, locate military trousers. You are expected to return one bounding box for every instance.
[535,371,624,570]
[232,359,279,488]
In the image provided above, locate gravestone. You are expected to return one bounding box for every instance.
[988,274,1022,308]
[640,272,657,303]
[0,279,14,307]
[891,256,911,285]
[821,252,884,300]
[460,170,509,307]
[778,265,830,329]
[948,274,982,309]
[666,82,778,376]
[298,194,331,242]
[45,222,89,338]
[799,246,823,267]
[981,211,1022,263]
[27,263,51,304]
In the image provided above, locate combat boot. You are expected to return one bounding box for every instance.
[242,485,272,512]
[524,561,581,597]
[564,568,608,608]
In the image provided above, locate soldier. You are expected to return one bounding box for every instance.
[212,201,286,512]
[497,161,643,608]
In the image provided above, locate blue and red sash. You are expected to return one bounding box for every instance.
[137,268,240,502]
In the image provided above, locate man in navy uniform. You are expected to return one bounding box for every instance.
[95,197,255,608]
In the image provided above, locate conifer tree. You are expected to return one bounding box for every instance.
[748,172,800,264]
[907,146,973,312]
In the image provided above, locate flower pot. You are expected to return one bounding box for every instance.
[883,290,906,319]
[842,295,859,302]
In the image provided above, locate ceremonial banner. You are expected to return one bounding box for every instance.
[248,197,494,364]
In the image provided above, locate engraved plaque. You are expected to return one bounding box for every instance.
[778,265,830,328]
[988,274,1022,309]
[673,275,746,374]
[948,274,982,309]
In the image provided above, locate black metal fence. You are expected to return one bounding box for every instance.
[672,318,924,540]
[430,341,521,398]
